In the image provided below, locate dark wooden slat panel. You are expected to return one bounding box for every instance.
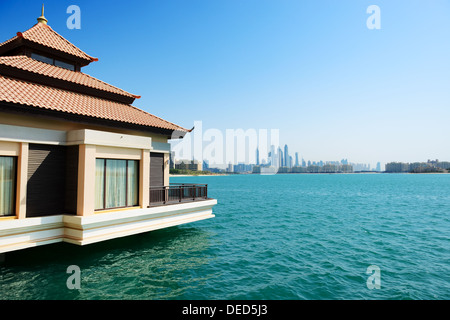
[150,152,164,187]
[26,144,69,217]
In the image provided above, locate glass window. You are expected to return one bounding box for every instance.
[31,53,75,71]
[54,59,75,71]
[31,53,54,65]
[0,156,16,216]
[95,159,139,210]
[105,159,127,209]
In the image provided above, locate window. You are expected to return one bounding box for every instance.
[31,53,53,65]
[54,59,76,71]
[0,156,16,216]
[95,159,139,210]
[31,53,75,71]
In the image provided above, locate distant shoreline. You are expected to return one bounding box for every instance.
[170,172,450,177]
[169,174,229,177]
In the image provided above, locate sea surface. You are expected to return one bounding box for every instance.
[1,174,449,300]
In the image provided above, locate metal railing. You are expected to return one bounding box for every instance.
[149,183,208,206]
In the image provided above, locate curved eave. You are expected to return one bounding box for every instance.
[0,100,190,138]
[0,64,137,105]
[13,30,97,67]
[0,75,190,136]
[0,35,95,68]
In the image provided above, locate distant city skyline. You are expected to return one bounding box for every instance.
[258,144,383,172]
[171,125,450,172]
[172,139,385,172]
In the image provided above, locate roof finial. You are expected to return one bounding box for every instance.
[37,4,48,25]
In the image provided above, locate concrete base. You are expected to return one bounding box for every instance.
[0,199,217,253]
[64,199,216,246]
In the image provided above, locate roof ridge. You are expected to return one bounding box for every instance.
[0,23,97,63]
[29,22,98,61]
[0,34,19,47]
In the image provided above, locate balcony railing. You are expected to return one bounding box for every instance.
[149,183,209,206]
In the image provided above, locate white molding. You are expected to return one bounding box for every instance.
[0,216,64,253]
[0,125,153,150]
[64,199,217,245]
[0,200,217,253]
[0,124,66,145]
[67,129,152,149]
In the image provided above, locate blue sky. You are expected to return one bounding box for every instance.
[1,0,449,167]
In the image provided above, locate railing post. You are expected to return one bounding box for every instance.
[164,186,168,204]
[205,184,208,199]
[179,186,182,202]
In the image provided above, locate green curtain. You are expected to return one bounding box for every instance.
[127,160,139,206]
[106,159,127,208]
[0,157,16,216]
[95,159,105,210]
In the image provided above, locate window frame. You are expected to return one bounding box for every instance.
[0,156,17,217]
[94,158,140,211]
[31,53,76,71]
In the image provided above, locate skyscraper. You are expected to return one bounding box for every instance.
[376,162,381,172]
[269,145,276,167]
[278,147,283,168]
[256,147,260,165]
[284,144,289,167]
[295,152,299,167]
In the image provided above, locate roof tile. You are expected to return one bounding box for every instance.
[0,23,96,62]
[0,75,188,132]
[0,55,139,99]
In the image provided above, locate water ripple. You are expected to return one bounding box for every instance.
[1,174,450,299]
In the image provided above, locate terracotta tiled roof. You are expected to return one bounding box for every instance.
[0,55,140,99]
[0,23,97,62]
[0,75,188,132]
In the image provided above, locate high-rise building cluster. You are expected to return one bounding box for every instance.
[170,144,383,174]
[263,144,380,174]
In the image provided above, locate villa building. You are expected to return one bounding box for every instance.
[0,9,216,253]
[174,160,203,171]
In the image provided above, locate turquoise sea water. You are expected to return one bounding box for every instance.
[1,174,449,300]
